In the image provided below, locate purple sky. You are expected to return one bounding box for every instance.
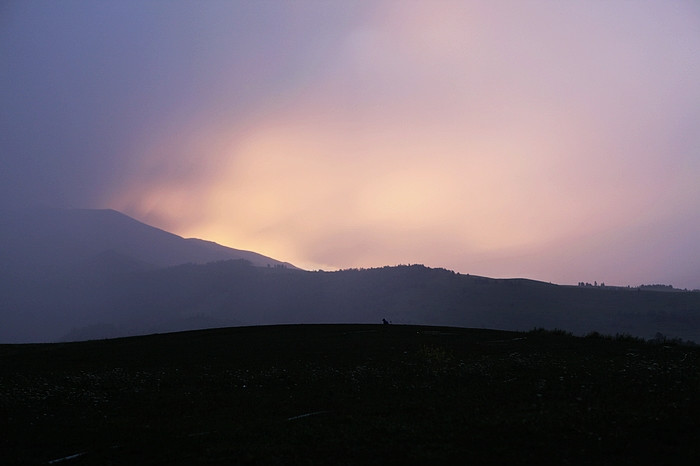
[2,1,700,288]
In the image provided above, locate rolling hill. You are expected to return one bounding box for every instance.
[1,208,699,343]
[57,261,700,343]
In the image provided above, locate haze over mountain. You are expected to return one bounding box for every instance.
[3,2,700,292]
[0,208,295,279]
[1,208,699,344]
[0,208,293,342]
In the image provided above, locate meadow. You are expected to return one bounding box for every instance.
[1,324,699,464]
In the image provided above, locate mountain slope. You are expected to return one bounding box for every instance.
[0,208,296,342]
[2,208,699,344]
[0,207,295,279]
[35,261,700,344]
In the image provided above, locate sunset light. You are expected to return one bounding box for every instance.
[3,0,699,288]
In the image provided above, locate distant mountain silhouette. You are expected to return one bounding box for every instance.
[1,208,699,344]
[41,262,700,344]
[0,207,295,279]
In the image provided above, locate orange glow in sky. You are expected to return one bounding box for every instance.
[24,0,690,288]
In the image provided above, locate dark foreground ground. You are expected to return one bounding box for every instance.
[1,324,699,465]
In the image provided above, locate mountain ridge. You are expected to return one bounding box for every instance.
[1,208,699,344]
[51,262,700,344]
[0,207,296,279]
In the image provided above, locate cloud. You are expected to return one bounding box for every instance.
[111,2,700,287]
[5,1,698,287]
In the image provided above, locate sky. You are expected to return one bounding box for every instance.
[2,1,700,289]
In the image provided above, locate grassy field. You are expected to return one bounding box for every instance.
[1,324,699,464]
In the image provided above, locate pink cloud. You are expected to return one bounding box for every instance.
[106,1,700,288]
